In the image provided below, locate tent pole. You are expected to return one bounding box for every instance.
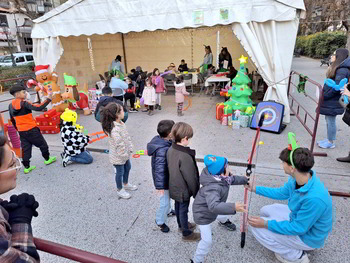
[121,33,128,73]
[216,31,220,69]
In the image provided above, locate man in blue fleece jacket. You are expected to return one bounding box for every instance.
[247,146,332,263]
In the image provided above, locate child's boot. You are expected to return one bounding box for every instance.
[44,156,57,165]
[177,110,184,117]
[24,166,36,174]
[158,105,162,110]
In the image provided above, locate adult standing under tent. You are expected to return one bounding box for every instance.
[218,47,233,71]
[109,55,125,75]
[198,45,213,72]
[31,0,306,123]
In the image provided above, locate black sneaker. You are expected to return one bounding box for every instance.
[167,209,176,217]
[129,108,138,113]
[218,220,236,231]
[158,223,170,233]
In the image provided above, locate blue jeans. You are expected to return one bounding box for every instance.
[113,159,131,190]
[325,115,337,141]
[175,200,191,236]
[70,151,93,164]
[156,190,170,225]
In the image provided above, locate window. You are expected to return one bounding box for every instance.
[0,15,8,26]
[24,38,33,45]
[26,55,34,61]
[26,47,33,52]
[15,56,25,63]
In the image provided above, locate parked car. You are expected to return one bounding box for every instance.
[0,52,34,67]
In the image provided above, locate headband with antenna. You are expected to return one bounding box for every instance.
[287,132,300,168]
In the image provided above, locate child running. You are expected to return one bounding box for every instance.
[174,75,190,116]
[9,85,56,173]
[147,120,175,233]
[142,77,156,116]
[101,103,138,199]
[60,109,93,167]
[191,154,248,263]
[167,122,200,241]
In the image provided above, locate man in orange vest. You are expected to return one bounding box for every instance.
[9,85,56,174]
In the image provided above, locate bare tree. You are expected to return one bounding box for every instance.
[11,0,41,20]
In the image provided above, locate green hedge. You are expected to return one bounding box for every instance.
[295,31,347,58]
[0,64,34,90]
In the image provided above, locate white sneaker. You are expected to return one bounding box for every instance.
[124,183,138,191]
[275,252,310,263]
[117,188,131,199]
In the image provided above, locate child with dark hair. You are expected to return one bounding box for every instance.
[247,134,333,263]
[191,154,248,263]
[147,120,175,233]
[94,86,127,123]
[9,85,56,174]
[101,103,137,199]
[142,77,156,116]
[60,109,93,167]
[174,75,190,117]
[178,59,189,72]
[0,135,40,262]
[167,122,200,241]
[152,68,173,110]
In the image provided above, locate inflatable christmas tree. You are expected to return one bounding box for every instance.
[224,55,253,111]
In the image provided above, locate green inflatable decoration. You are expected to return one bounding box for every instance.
[224,55,253,112]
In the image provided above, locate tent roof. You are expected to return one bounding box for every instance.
[31,0,305,39]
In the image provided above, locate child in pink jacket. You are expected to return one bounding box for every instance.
[152,68,173,110]
[174,75,189,116]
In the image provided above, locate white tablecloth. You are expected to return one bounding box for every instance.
[205,76,230,87]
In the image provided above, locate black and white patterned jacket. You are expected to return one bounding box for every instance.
[60,123,90,156]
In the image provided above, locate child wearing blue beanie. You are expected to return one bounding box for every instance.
[191,154,248,263]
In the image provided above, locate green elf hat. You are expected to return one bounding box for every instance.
[64,73,77,87]
[287,132,300,168]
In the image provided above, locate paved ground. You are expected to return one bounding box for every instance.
[0,56,349,263]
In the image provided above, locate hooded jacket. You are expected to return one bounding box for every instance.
[147,136,172,190]
[60,122,90,156]
[192,168,248,225]
[9,98,51,131]
[167,143,199,202]
[95,96,125,118]
[320,57,350,116]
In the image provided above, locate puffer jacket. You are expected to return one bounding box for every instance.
[192,168,248,225]
[147,136,172,190]
[167,143,199,202]
[320,57,350,116]
[108,121,133,165]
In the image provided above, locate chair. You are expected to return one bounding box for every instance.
[163,74,176,94]
[182,73,194,94]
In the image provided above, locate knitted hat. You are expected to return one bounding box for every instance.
[35,65,49,75]
[9,84,26,96]
[204,154,228,175]
[64,74,77,87]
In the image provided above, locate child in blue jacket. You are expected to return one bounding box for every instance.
[247,141,332,263]
[147,120,175,233]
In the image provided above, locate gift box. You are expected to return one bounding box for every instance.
[216,103,225,120]
[224,105,232,115]
[44,109,57,118]
[38,125,60,134]
[239,115,250,128]
[232,120,240,130]
[221,114,228,126]
[228,115,233,126]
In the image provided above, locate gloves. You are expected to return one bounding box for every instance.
[0,193,39,225]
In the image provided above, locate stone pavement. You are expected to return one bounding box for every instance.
[0,56,349,262]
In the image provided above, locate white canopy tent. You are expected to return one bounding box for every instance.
[31,0,305,123]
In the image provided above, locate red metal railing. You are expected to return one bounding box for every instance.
[287,70,327,157]
[34,238,126,263]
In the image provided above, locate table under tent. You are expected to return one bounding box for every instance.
[31,0,306,123]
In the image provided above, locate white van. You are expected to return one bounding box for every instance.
[0,53,34,67]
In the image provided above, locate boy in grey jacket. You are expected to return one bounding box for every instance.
[191,154,248,263]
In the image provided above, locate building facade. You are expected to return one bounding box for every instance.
[0,0,66,55]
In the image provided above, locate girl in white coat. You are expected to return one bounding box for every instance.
[142,77,156,116]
